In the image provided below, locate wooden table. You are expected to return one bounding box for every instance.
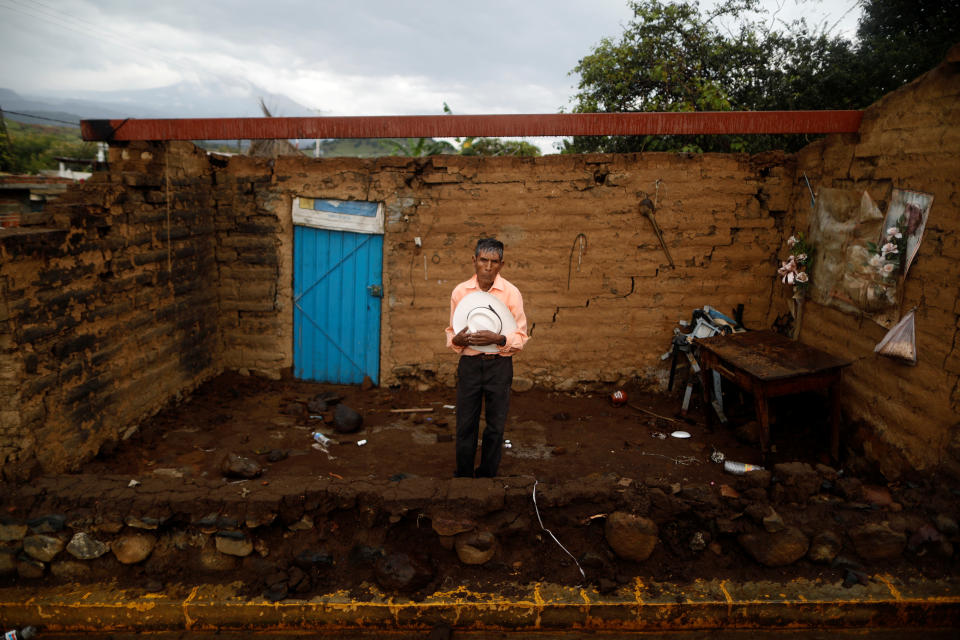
[695,330,852,460]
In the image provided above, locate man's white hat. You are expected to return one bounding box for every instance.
[452,291,517,353]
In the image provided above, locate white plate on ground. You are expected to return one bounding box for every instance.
[670,430,691,439]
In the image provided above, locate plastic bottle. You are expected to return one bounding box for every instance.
[4,627,37,640]
[723,460,764,475]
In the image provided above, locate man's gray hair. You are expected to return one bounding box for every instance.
[475,237,504,260]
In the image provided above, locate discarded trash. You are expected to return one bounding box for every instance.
[312,432,335,446]
[128,479,141,488]
[723,460,765,475]
[443,404,456,410]
[389,407,434,413]
[504,439,513,449]
[651,432,667,439]
[710,449,726,464]
[670,430,691,439]
[4,627,37,640]
[357,439,367,446]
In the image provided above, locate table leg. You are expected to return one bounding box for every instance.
[698,364,714,431]
[829,384,840,461]
[753,390,771,457]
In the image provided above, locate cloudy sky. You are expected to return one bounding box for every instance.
[0,0,862,120]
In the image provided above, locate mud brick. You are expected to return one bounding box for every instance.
[23,372,59,397]
[85,301,133,322]
[133,249,170,266]
[122,172,162,188]
[52,334,97,359]
[90,344,122,368]
[19,324,59,344]
[63,374,112,406]
[237,252,278,266]
[57,360,84,385]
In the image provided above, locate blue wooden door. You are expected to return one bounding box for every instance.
[294,226,383,384]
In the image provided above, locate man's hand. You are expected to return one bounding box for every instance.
[453,328,504,348]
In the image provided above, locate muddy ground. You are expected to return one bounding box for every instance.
[29,371,942,596]
[84,372,833,486]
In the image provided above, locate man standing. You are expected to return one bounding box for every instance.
[446,238,528,478]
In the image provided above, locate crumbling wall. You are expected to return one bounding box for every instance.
[0,142,223,477]
[787,49,960,475]
[266,151,793,391]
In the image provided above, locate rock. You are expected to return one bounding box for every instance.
[0,551,16,575]
[23,534,65,562]
[935,514,959,536]
[762,508,786,533]
[815,463,840,482]
[908,523,942,551]
[360,375,375,391]
[266,449,288,463]
[349,545,385,567]
[850,522,906,561]
[807,530,842,564]
[332,404,364,433]
[431,513,476,537]
[455,531,497,565]
[511,377,534,392]
[288,515,314,531]
[125,515,164,530]
[0,522,27,542]
[215,533,254,557]
[27,514,66,534]
[604,512,658,562]
[738,527,809,567]
[220,452,263,479]
[200,546,237,571]
[111,533,156,565]
[51,560,91,580]
[772,462,820,502]
[282,401,306,416]
[862,485,893,507]
[374,552,433,591]
[307,397,328,413]
[294,550,334,569]
[734,420,760,444]
[17,555,45,579]
[689,531,709,552]
[836,477,864,501]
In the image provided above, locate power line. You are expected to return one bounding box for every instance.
[0,109,80,126]
[0,0,197,78]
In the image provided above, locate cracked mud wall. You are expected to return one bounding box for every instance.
[787,48,960,475]
[265,151,793,392]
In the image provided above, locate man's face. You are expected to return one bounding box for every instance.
[473,249,503,290]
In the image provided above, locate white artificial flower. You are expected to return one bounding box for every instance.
[887,226,899,236]
[797,253,807,262]
[881,242,899,256]
[869,254,883,267]
[796,271,809,283]
[787,236,797,247]
[881,262,896,274]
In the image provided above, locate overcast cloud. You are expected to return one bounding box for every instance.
[0,0,861,118]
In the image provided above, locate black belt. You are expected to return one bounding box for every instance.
[466,353,502,360]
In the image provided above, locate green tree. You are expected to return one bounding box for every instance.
[442,103,541,157]
[563,0,958,154]
[383,137,457,157]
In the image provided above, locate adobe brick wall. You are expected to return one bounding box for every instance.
[789,51,960,475]
[0,142,223,477]
[265,152,792,392]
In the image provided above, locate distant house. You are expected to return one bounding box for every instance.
[0,174,74,227]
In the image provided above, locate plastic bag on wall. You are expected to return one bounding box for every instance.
[874,308,917,365]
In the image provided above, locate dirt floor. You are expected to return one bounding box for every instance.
[83,372,830,486]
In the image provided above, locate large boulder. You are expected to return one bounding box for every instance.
[850,522,906,561]
[604,512,658,562]
[738,527,809,567]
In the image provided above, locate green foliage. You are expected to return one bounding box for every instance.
[564,0,959,155]
[444,103,540,157]
[0,119,96,174]
[383,137,457,157]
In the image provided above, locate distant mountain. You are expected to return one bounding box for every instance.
[0,79,317,127]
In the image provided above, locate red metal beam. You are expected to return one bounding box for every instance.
[81,111,863,142]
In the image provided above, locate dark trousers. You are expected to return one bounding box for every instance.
[455,355,513,478]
